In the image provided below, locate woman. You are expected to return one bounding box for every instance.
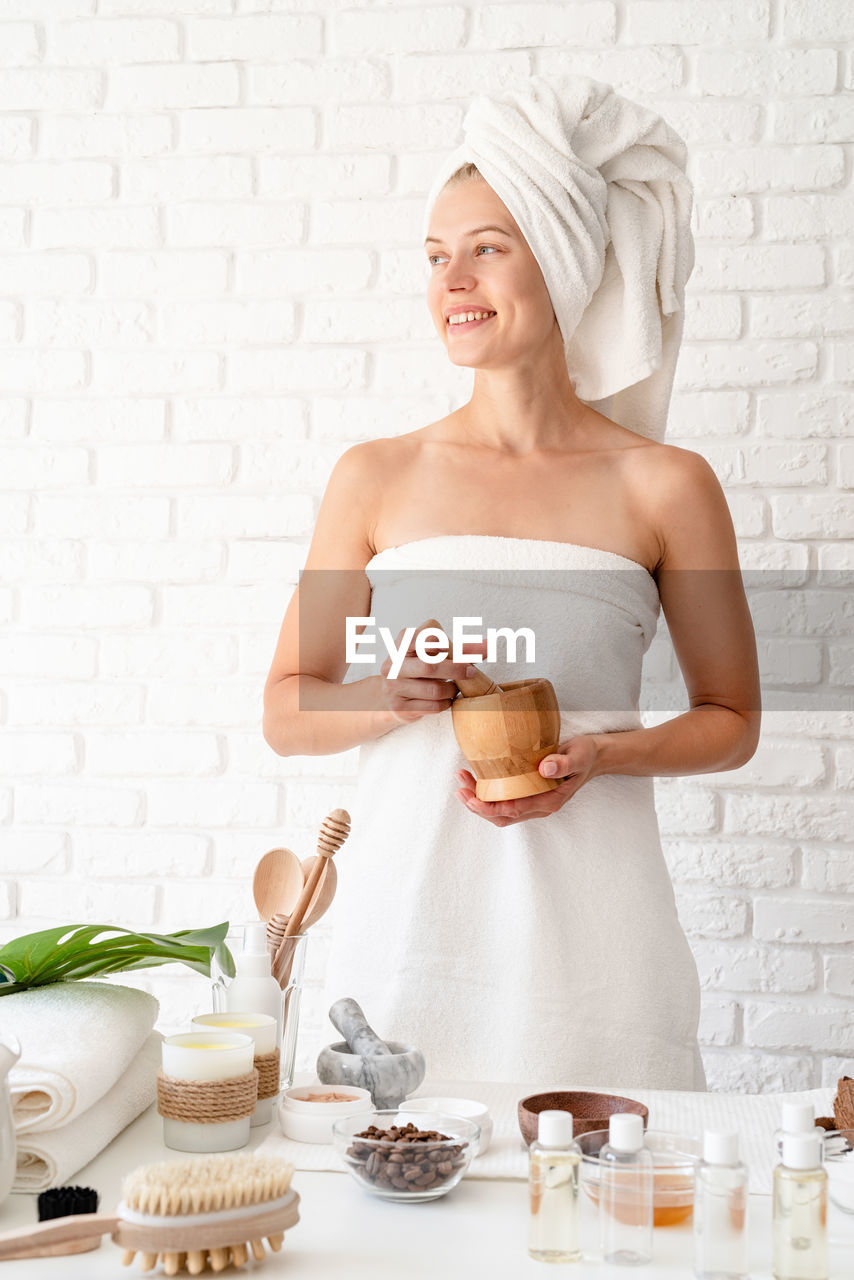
[263,165,761,1089]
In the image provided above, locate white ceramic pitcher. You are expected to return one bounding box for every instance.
[0,1032,20,1206]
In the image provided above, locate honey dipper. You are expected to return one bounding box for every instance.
[272,809,351,988]
[0,1153,299,1273]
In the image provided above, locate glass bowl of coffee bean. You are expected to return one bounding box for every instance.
[332,1111,480,1202]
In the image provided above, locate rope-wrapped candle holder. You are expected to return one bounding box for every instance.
[254,1048,280,1102]
[191,1013,280,1127]
[160,1032,258,1153]
[157,1069,259,1125]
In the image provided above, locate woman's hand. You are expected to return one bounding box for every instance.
[379,618,486,726]
[454,737,600,827]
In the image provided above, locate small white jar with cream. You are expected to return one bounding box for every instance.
[192,1012,278,1126]
[279,1084,374,1144]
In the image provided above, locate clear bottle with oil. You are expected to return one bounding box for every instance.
[772,1132,828,1280]
[528,1110,582,1264]
[693,1129,749,1280]
[599,1112,654,1266]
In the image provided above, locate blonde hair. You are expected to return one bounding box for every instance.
[441,161,484,190]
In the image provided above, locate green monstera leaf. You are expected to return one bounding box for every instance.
[0,922,235,996]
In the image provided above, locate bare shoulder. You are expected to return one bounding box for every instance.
[324,436,421,499]
[311,436,423,564]
[628,437,716,493]
[303,440,392,570]
[630,441,740,571]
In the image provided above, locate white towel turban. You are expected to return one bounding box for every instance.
[422,74,695,443]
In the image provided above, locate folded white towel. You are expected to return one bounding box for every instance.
[4,981,159,1133]
[422,74,695,442]
[12,1030,161,1193]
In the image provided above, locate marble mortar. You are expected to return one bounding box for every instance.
[316,1040,425,1110]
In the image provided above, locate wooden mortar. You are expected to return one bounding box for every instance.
[451,676,561,802]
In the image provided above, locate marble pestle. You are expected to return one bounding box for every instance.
[317,998,426,1109]
[329,997,393,1058]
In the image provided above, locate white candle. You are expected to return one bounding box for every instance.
[161,1032,255,1153]
[191,1013,278,1125]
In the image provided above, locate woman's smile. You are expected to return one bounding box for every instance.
[447,313,497,334]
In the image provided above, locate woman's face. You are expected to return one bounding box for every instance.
[425,179,559,369]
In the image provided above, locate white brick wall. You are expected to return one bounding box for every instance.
[1,1,852,1095]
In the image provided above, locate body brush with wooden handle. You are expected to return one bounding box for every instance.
[0,1152,299,1273]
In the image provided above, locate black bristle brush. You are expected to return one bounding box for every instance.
[36,1186,101,1255]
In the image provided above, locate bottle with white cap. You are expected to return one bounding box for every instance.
[216,922,283,1042]
[528,1109,582,1263]
[774,1101,825,1162]
[693,1129,749,1279]
[598,1112,653,1266]
[772,1131,828,1280]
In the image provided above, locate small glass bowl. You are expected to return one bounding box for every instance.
[331,1110,480,1202]
[577,1128,701,1227]
[824,1129,854,1214]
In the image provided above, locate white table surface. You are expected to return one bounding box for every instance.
[2,1091,853,1278]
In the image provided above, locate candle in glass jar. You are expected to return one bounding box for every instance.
[161,1032,254,1153]
[191,1013,278,1125]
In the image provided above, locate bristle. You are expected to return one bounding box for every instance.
[267,1233,284,1252]
[249,1239,265,1261]
[122,1153,294,1217]
[139,1252,158,1272]
[209,1247,230,1272]
[122,1251,136,1266]
[186,1251,206,1276]
[231,1243,248,1267]
[37,1185,99,1221]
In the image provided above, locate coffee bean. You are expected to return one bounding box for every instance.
[349,1122,469,1195]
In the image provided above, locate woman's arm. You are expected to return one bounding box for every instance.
[588,447,761,780]
[262,443,400,757]
[263,443,480,757]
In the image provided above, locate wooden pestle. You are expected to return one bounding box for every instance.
[418,617,503,699]
[455,665,502,698]
[329,997,393,1058]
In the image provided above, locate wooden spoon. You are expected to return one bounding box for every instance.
[419,616,502,698]
[299,855,338,928]
[264,858,338,955]
[252,847,305,922]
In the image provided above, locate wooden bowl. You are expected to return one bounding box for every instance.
[451,677,561,801]
[517,1090,649,1146]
